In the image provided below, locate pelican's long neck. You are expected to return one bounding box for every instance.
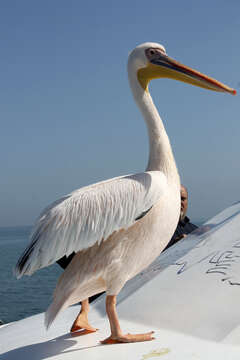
[128,67,179,181]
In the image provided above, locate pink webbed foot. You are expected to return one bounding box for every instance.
[70,313,98,334]
[101,331,155,344]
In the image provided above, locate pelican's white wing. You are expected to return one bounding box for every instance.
[15,171,167,278]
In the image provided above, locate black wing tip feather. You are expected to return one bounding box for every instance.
[15,236,39,278]
[15,246,35,278]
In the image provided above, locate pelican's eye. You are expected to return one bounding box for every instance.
[146,48,166,62]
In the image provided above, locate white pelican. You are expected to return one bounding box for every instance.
[15,42,236,344]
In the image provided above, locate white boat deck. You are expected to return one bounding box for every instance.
[1,202,240,359]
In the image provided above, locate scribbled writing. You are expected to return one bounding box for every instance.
[175,238,240,286]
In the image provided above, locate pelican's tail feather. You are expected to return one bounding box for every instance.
[45,277,106,330]
[45,296,69,330]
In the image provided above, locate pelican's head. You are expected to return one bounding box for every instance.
[128,42,236,95]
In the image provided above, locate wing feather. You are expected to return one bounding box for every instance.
[15,171,167,278]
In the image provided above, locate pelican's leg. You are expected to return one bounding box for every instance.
[101,295,155,344]
[70,299,97,333]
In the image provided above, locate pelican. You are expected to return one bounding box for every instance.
[15,42,236,344]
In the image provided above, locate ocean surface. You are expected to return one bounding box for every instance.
[0,226,62,324]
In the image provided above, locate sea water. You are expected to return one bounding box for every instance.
[0,226,62,324]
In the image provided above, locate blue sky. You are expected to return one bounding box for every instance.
[0,0,239,226]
